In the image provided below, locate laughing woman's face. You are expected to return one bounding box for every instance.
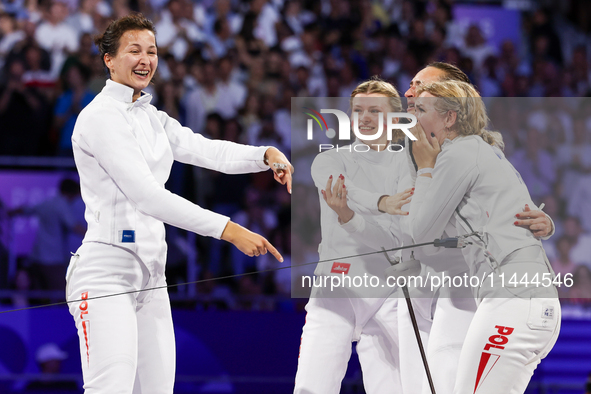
[105,29,158,101]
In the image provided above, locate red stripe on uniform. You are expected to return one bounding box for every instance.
[82,320,90,366]
[474,352,500,393]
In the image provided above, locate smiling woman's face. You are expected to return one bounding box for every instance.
[105,29,158,101]
[351,93,392,148]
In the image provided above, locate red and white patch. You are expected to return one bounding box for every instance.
[331,262,350,274]
[473,325,514,393]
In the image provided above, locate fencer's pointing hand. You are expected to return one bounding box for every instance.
[377,188,414,215]
[322,174,354,224]
[514,204,554,239]
[411,121,440,171]
[264,147,294,194]
[221,221,283,262]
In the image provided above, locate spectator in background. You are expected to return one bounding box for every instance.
[184,61,223,134]
[10,268,31,307]
[571,46,590,96]
[202,0,242,37]
[54,61,95,156]
[567,265,591,301]
[559,114,591,204]
[250,0,280,48]
[35,0,79,78]
[155,0,204,62]
[10,179,85,291]
[0,59,50,155]
[235,11,268,71]
[22,45,55,98]
[460,24,497,70]
[26,343,79,392]
[529,8,563,66]
[216,56,247,119]
[155,80,183,122]
[4,18,50,74]
[563,217,591,269]
[407,19,433,66]
[510,127,557,200]
[567,171,591,234]
[204,17,234,60]
[550,235,577,279]
[0,12,25,70]
[230,187,277,275]
[65,0,97,39]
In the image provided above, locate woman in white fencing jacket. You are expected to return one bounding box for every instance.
[66,13,291,394]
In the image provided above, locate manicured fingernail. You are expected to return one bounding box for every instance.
[329,175,332,179]
[515,214,520,218]
[280,257,284,262]
[431,133,435,137]
[412,188,415,190]
[514,221,519,225]
[342,185,345,188]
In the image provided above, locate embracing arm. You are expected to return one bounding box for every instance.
[312,154,404,250]
[515,204,555,239]
[408,150,477,244]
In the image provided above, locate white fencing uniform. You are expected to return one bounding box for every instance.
[68,79,270,393]
[294,141,406,394]
[345,147,477,394]
[408,135,560,394]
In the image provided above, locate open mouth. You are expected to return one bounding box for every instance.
[358,126,375,133]
[134,70,149,77]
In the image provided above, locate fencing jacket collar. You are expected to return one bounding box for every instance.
[102,79,153,109]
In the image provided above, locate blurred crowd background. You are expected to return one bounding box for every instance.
[0,0,590,311]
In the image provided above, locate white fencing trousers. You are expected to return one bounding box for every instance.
[453,296,561,394]
[398,296,432,394]
[294,294,401,394]
[66,242,175,394]
[425,292,477,394]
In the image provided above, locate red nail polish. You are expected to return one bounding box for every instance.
[514,221,518,225]
[342,185,345,188]
[329,175,332,179]
[515,214,520,218]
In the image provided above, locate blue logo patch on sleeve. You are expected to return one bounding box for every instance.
[121,230,135,243]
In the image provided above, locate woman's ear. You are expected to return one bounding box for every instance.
[445,110,457,129]
[104,53,113,73]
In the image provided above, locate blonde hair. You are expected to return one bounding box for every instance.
[416,80,504,149]
[350,77,405,141]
